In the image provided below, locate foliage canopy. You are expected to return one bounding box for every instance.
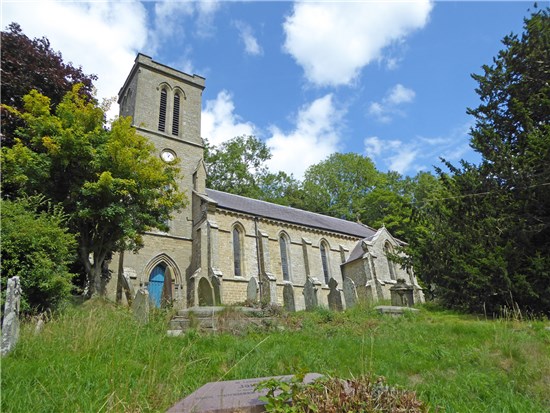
[1,197,77,313]
[2,86,186,298]
[1,22,97,145]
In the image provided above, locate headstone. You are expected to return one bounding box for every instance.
[166,373,323,413]
[327,278,343,312]
[1,276,21,356]
[303,278,318,311]
[342,277,358,309]
[132,287,150,324]
[247,277,259,302]
[260,272,278,305]
[282,282,296,312]
[390,279,414,307]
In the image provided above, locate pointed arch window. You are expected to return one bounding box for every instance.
[279,233,291,282]
[384,242,397,280]
[233,225,244,277]
[158,88,167,132]
[320,241,330,284]
[172,92,180,136]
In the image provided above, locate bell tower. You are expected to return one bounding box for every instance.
[112,54,206,308]
[118,53,206,239]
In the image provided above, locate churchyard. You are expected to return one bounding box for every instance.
[2,299,549,412]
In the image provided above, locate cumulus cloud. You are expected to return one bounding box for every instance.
[234,21,263,56]
[283,1,433,86]
[368,83,416,123]
[201,90,258,146]
[2,0,148,121]
[266,94,344,179]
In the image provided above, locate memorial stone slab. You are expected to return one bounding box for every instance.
[282,283,296,312]
[327,278,343,312]
[247,277,259,302]
[302,278,318,310]
[132,287,150,324]
[342,277,358,309]
[1,276,21,356]
[166,373,323,413]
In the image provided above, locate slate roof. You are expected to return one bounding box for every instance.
[206,189,377,239]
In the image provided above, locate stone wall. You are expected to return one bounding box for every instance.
[208,208,360,307]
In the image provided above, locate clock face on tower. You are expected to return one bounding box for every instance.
[161,149,176,163]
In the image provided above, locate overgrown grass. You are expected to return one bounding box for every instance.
[2,300,549,412]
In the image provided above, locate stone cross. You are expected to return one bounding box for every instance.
[1,276,22,356]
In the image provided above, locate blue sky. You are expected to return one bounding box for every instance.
[2,1,535,178]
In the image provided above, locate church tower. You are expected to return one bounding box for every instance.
[115,54,206,307]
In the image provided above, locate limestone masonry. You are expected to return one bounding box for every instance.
[106,54,424,310]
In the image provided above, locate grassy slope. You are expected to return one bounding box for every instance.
[1,301,549,412]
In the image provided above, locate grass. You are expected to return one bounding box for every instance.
[1,300,549,412]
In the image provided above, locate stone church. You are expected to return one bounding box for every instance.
[106,54,423,311]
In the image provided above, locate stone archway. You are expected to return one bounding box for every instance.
[144,254,183,307]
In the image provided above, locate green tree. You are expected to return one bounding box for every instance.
[1,197,77,313]
[301,153,382,220]
[409,7,550,314]
[360,171,444,242]
[1,23,97,145]
[205,135,303,205]
[2,86,186,297]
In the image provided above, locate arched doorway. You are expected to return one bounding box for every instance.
[148,263,166,307]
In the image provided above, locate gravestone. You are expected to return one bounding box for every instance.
[327,278,343,312]
[390,279,414,307]
[247,277,259,302]
[342,277,358,309]
[1,276,21,356]
[166,373,323,413]
[132,287,150,324]
[282,282,296,312]
[303,278,319,311]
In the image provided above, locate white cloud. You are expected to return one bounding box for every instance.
[388,146,419,174]
[234,21,263,56]
[368,83,416,123]
[283,1,433,86]
[201,90,258,146]
[364,136,383,158]
[364,122,476,175]
[266,94,344,179]
[2,0,148,121]
[387,84,416,105]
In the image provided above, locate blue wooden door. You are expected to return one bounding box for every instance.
[148,264,165,307]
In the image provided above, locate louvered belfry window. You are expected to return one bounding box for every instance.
[158,89,167,132]
[280,235,290,282]
[172,93,180,136]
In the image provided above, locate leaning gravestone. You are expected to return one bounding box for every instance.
[1,276,21,356]
[132,287,150,324]
[343,277,358,309]
[166,373,323,413]
[247,277,259,302]
[282,282,296,312]
[327,278,343,312]
[303,278,318,310]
